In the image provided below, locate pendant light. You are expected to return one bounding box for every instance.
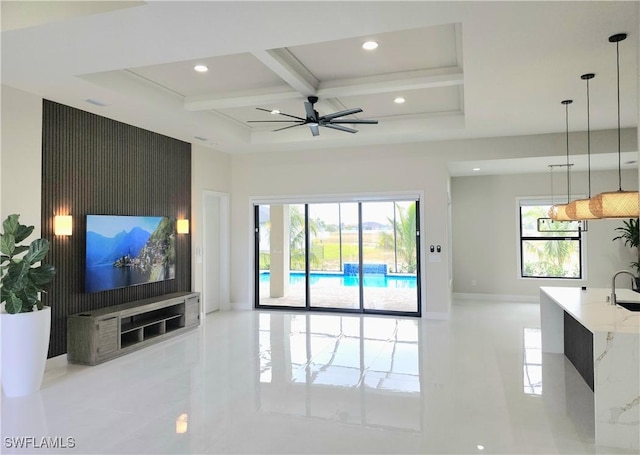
[566,73,600,220]
[549,100,573,221]
[589,33,639,218]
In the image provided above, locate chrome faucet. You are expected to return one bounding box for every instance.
[610,270,637,305]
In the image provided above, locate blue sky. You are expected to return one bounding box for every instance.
[87,215,164,238]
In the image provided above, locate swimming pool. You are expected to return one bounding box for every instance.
[259,271,417,289]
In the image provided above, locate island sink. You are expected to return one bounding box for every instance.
[616,300,640,312]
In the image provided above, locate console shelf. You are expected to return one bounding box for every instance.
[67,292,200,365]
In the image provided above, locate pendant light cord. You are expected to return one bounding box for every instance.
[549,166,555,207]
[616,39,622,191]
[565,101,570,203]
[586,76,591,197]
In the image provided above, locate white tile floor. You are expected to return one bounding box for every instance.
[2,300,636,454]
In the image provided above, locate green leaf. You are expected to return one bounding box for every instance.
[11,245,29,257]
[14,223,34,244]
[0,233,15,257]
[29,264,56,286]
[4,291,22,314]
[2,214,19,236]
[1,214,56,313]
[18,288,38,308]
[23,238,50,264]
[5,260,30,291]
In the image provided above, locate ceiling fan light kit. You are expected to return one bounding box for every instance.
[248,96,379,137]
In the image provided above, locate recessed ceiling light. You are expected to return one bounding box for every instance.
[472,168,481,171]
[362,41,378,50]
[270,109,280,115]
[394,97,405,104]
[194,64,208,73]
[477,445,485,451]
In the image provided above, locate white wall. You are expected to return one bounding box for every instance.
[2,83,637,316]
[228,130,637,316]
[1,85,43,236]
[451,170,638,298]
[191,144,232,306]
[229,144,452,317]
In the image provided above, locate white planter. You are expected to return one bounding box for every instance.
[1,306,51,397]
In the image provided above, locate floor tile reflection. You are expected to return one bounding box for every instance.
[2,301,636,454]
[258,314,422,432]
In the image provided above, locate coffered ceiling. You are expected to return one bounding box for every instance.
[1,1,638,157]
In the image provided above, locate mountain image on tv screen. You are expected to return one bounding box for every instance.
[85,215,176,293]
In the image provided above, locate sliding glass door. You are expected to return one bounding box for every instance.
[255,199,420,316]
[256,204,306,308]
[307,202,360,310]
[362,201,419,313]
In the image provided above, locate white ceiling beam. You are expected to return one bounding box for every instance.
[251,48,318,96]
[317,67,463,98]
[184,66,464,112]
[184,87,302,111]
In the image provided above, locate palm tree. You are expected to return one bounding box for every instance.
[522,206,579,277]
[289,206,319,270]
[379,203,417,273]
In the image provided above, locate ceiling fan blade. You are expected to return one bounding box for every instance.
[247,120,300,123]
[255,107,305,121]
[273,123,305,132]
[322,123,358,134]
[304,102,317,121]
[320,108,363,121]
[329,119,378,125]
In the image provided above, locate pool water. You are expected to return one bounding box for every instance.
[260,271,417,289]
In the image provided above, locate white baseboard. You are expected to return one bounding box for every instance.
[452,293,537,303]
[232,302,452,319]
[232,301,253,311]
[423,311,450,320]
[45,353,68,371]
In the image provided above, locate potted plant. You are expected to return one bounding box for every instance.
[1,214,56,397]
[612,218,640,290]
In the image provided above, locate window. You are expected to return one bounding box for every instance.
[519,202,583,279]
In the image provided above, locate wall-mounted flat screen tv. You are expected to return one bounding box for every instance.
[85,215,176,293]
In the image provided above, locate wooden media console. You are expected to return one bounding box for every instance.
[67,292,200,365]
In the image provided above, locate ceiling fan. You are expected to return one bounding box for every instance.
[247,96,378,137]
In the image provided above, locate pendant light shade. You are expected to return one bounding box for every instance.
[589,33,639,218]
[566,73,599,220]
[549,204,572,221]
[589,190,639,218]
[566,198,598,219]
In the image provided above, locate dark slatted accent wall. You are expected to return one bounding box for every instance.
[41,100,191,357]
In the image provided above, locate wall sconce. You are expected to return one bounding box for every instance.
[54,215,73,236]
[177,219,189,234]
[175,413,188,434]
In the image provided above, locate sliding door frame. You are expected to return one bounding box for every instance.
[252,192,424,317]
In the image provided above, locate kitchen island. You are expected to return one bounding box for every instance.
[540,287,640,450]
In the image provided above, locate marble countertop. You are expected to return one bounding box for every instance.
[540,287,640,335]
